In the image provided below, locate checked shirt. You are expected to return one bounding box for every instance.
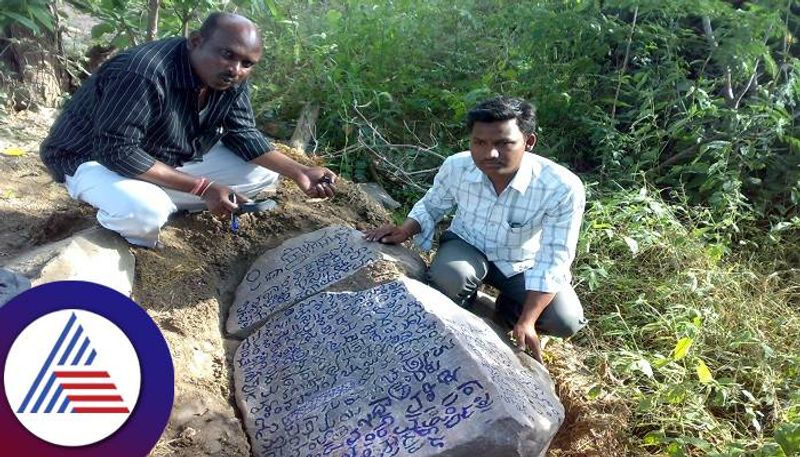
[408,151,585,293]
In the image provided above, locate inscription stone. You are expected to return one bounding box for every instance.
[227,225,424,337]
[234,278,564,457]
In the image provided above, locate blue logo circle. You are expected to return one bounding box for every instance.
[0,281,174,456]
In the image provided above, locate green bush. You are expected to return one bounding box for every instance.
[576,185,800,456]
[249,0,800,226]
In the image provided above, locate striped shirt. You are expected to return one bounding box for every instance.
[40,37,271,183]
[408,151,585,293]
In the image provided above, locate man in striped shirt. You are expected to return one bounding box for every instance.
[40,13,336,247]
[364,97,586,362]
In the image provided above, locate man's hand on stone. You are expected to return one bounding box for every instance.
[296,167,337,199]
[362,225,412,244]
[511,319,543,364]
[202,182,249,217]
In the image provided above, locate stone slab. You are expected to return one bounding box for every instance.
[0,267,31,308]
[2,226,135,297]
[234,278,564,457]
[227,225,425,337]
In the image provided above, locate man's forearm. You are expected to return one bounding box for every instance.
[250,149,308,181]
[519,291,555,327]
[137,161,201,193]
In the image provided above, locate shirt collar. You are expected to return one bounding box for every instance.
[465,160,484,183]
[508,152,536,193]
[173,39,203,90]
[465,151,537,193]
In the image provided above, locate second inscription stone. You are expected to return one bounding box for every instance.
[227,226,382,336]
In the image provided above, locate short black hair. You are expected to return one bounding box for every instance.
[466,96,537,135]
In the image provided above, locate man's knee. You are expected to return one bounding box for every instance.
[239,167,279,196]
[537,291,587,338]
[96,199,172,246]
[427,260,480,303]
[541,312,587,338]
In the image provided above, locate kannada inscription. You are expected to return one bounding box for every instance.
[227,226,381,336]
[234,279,563,457]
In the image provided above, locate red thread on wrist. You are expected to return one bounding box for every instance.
[198,180,215,197]
[189,177,207,196]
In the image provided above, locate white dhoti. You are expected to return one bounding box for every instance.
[65,142,278,247]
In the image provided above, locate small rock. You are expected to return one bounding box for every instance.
[180,427,197,440]
[357,182,402,209]
[2,227,135,296]
[0,267,31,308]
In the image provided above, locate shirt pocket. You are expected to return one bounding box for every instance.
[501,217,541,257]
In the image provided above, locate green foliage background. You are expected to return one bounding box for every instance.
[251,0,800,227]
[7,0,800,455]
[251,2,800,454]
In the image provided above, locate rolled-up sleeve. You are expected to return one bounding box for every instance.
[407,158,456,250]
[221,83,272,161]
[92,72,160,177]
[524,180,585,293]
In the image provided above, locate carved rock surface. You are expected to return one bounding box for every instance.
[234,279,564,457]
[227,225,425,337]
[2,227,135,296]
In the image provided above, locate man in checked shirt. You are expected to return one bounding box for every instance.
[364,96,586,362]
[40,13,336,247]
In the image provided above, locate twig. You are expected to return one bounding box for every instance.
[352,104,445,159]
[357,135,426,192]
[147,0,159,42]
[647,144,699,174]
[648,136,725,174]
[611,6,638,121]
[703,16,735,105]
[780,0,793,84]
[406,167,440,176]
[734,61,759,109]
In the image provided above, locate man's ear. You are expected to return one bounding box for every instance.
[525,132,538,151]
[187,31,203,50]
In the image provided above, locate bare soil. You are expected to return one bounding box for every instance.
[0,108,628,456]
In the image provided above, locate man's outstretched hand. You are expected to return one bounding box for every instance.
[295,167,337,199]
[362,225,413,244]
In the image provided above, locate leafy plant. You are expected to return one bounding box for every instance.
[0,0,54,34]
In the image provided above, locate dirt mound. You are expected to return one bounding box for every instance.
[0,109,95,259]
[546,340,632,456]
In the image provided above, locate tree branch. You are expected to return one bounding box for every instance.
[702,16,735,105]
[147,0,159,42]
